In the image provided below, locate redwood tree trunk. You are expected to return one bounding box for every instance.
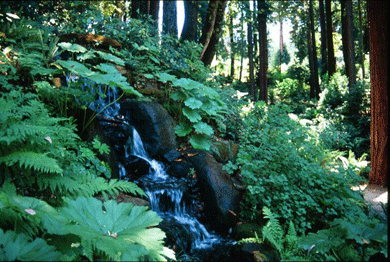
[246,2,255,98]
[319,0,328,76]
[163,0,178,37]
[368,1,388,186]
[308,0,320,99]
[341,0,356,88]
[181,0,198,42]
[200,0,227,65]
[325,0,336,77]
[257,0,268,103]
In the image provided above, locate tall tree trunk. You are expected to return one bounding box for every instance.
[150,0,159,22]
[163,0,178,38]
[319,0,328,76]
[358,0,365,79]
[199,0,219,60]
[245,2,255,98]
[229,1,235,79]
[200,0,227,65]
[341,0,356,88]
[279,19,283,71]
[257,0,268,102]
[131,1,159,23]
[325,0,336,77]
[308,0,320,99]
[181,0,198,42]
[239,19,244,82]
[368,1,388,186]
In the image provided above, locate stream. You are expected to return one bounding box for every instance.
[77,83,235,259]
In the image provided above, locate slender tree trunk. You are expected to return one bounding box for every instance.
[239,19,244,82]
[279,19,283,71]
[368,1,388,186]
[325,0,336,77]
[229,2,235,79]
[246,2,255,98]
[150,0,159,22]
[358,0,365,79]
[319,0,328,76]
[341,0,356,88]
[200,0,228,65]
[308,0,320,99]
[181,0,198,42]
[199,0,219,61]
[163,0,178,38]
[257,0,268,102]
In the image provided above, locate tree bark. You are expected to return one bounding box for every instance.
[325,0,336,77]
[181,0,198,42]
[163,0,178,38]
[368,1,388,186]
[257,0,268,102]
[308,0,320,99]
[358,0,365,79]
[341,0,356,88]
[200,0,227,65]
[246,2,255,98]
[131,1,159,23]
[229,1,235,79]
[319,0,328,77]
[199,0,219,60]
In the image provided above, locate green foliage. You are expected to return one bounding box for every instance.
[42,197,175,261]
[226,102,367,234]
[0,229,61,261]
[299,218,387,261]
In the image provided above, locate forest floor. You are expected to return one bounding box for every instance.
[356,184,388,221]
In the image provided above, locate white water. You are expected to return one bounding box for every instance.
[126,127,219,250]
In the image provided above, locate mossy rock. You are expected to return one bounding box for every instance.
[232,222,263,240]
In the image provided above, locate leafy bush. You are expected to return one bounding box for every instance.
[224,102,367,234]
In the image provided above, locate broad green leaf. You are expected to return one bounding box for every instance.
[183,107,202,123]
[170,90,187,101]
[95,63,120,75]
[58,42,87,53]
[42,197,174,261]
[175,122,193,137]
[193,122,214,136]
[56,60,94,77]
[172,78,202,90]
[189,134,212,150]
[0,229,61,261]
[95,51,125,66]
[298,228,345,254]
[144,74,154,79]
[184,97,203,109]
[157,72,177,83]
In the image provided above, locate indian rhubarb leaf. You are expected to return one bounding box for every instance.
[183,107,202,123]
[189,134,212,150]
[175,122,193,137]
[193,122,214,136]
[184,97,203,109]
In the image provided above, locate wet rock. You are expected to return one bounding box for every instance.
[163,149,181,162]
[119,100,177,159]
[232,223,264,240]
[210,140,239,164]
[117,196,150,207]
[124,155,151,180]
[231,243,281,262]
[159,218,192,254]
[167,160,194,179]
[185,150,243,233]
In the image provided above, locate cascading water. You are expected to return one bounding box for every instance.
[124,127,221,251]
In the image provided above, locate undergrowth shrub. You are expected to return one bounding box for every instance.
[224,102,368,234]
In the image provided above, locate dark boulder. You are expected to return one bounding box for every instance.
[123,155,151,180]
[119,100,177,160]
[232,223,264,240]
[184,150,243,233]
[231,243,281,262]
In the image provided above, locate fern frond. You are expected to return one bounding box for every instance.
[262,206,284,252]
[0,151,63,174]
[285,221,298,251]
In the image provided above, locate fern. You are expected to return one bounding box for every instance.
[0,151,63,174]
[262,206,284,252]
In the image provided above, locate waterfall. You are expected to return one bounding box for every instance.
[126,127,220,250]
